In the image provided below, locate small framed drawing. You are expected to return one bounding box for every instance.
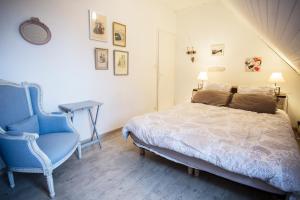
[89,10,108,42]
[113,22,126,47]
[114,50,129,75]
[95,48,108,70]
[211,44,224,56]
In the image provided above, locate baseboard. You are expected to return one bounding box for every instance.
[80,127,122,144]
[101,127,122,138]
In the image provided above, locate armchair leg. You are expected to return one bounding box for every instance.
[7,171,15,188]
[77,143,82,160]
[46,174,55,198]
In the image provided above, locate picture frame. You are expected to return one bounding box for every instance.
[95,48,108,70]
[89,10,108,42]
[113,50,129,75]
[113,22,126,47]
[211,44,224,56]
[245,57,262,72]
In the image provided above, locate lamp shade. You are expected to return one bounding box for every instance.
[269,72,285,83]
[198,72,208,81]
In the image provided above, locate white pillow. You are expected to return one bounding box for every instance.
[238,86,274,96]
[203,82,232,92]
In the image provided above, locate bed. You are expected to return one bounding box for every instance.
[122,102,300,198]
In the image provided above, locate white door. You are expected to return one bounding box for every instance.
[157,31,176,111]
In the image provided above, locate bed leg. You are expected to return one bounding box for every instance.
[194,169,200,177]
[187,167,194,175]
[139,148,145,156]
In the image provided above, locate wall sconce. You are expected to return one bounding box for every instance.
[186,47,196,63]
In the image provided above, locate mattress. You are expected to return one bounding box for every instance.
[123,102,300,193]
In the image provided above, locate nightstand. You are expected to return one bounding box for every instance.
[192,88,200,97]
[276,93,287,111]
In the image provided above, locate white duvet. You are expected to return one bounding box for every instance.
[123,102,300,192]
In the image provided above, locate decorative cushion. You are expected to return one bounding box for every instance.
[192,90,232,106]
[203,82,232,92]
[6,115,39,133]
[37,132,79,164]
[238,86,274,96]
[229,93,277,114]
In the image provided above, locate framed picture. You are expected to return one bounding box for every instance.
[211,44,224,56]
[95,48,108,70]
[113,22,126,47]
[245,57,262,72]
[114,50,129,75]
[89,10,108,42]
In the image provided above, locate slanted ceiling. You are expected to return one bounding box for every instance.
[226,0,300,74]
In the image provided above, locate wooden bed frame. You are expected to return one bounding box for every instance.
[129,133,291,198]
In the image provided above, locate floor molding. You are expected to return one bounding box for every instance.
[80,127,123,146]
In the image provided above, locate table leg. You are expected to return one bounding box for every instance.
[88,106,101,149]
[90,106,99,140]
[68,112,74,122]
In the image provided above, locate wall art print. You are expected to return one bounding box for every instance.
[89,10,108,42]
[245,57,262,72]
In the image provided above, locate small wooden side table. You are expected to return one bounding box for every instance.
[59,100,103,150]
[192,88,200,97]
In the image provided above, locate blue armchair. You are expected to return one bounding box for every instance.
[0,80,81,198]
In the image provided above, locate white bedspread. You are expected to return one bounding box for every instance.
[122,102,300,192]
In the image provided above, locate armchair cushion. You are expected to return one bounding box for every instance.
[37,132,79,164]
[7,115,39,134]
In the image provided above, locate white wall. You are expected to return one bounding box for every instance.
[0,0,176,140]
[175,1,300,126]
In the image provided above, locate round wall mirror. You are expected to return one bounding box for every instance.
[19,17,51,45]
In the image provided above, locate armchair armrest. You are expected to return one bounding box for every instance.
[38,113,75,134]
[0,132,52,173]
[27,84,77,135]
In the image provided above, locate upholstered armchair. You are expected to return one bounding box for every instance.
[0,80,81,198]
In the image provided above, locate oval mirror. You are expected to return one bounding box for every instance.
[19,17,51,45]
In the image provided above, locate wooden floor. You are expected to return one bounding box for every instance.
[0,130,284,200]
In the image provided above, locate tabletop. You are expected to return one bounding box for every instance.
[59,100,103,113]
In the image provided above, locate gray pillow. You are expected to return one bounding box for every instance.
[229,93,276,114]
[192,90,231,106]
